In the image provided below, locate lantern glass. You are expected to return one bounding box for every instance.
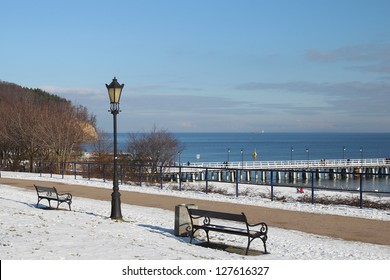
[106,77,124,104]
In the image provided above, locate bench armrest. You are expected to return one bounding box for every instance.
[247,222,268,234]
[58,193,72,200]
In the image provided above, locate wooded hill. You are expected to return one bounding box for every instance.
[0,80,97,172]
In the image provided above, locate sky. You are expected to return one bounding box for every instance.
[1,0,390,133]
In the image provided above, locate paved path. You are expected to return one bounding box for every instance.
[1,177,389,246]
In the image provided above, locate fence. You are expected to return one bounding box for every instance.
[33,161,390,209]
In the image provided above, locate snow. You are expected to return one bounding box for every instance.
[2,170,390,222]
[0,170,389,261]
[1,171,389,279]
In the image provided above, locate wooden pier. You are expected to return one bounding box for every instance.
[165,158,390,184]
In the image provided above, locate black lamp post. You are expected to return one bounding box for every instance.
[306,148,310,166]
[241,148,243,168]
[106,77,124,220]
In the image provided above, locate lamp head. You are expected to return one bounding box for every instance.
[106,77,124,113]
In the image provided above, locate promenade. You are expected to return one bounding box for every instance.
[1,177,389,246]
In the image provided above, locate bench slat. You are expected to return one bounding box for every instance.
[188,208,246,222]
[194,224,248,235]
[35,186,57,193]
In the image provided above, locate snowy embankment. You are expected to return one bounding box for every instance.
[0,171,389,260]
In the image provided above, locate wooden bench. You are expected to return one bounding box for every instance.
[186,207,268,255]
[34,185,72,210]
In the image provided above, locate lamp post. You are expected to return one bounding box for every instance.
[241,148,244,168]
[227,148,230,164]
[290,147,294,161]
[106,77,124,220]
[306,148,309,166]
[342,146,346,160]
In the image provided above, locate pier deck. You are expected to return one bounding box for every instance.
[185,158,390,170]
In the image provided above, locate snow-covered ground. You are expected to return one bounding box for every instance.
[1,171,389,280]
[0,171,389,261]
[2,170,389,221]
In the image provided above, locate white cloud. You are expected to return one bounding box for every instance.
[41,85,105,99]
[306,44,390,74]
[306,44,390,62]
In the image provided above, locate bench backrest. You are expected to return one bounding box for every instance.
[187,208,247,223]
[34,185,58,197]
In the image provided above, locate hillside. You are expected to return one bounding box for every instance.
[0,80,69,104]
[0,80,97,171]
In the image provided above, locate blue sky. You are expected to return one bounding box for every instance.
[1,0,390,133]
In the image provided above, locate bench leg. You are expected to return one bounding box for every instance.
[246,236,251,255]
[189,229,210,244]
[262,238,267,254]
[189,228,196,243]
[205,230,210,243]
[246,236,267,255]
[36,198,51,208]
[57,201,72,211]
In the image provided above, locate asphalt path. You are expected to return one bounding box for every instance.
[1,177,389,246]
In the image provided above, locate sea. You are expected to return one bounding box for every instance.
[112,132,390,163]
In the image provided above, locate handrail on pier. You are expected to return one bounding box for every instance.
[184,158,390,170]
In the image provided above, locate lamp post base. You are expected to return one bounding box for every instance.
[110,190,123,220]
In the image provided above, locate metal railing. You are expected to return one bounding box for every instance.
[31,160,390,210]
[187,158,390,169]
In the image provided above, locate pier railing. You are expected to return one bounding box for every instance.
[188,158,390,169]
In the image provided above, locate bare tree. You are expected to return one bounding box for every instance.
[0,95,45,171]
[0,81,97,171]
[37,103,97,164]
[127,126,183,175]
[91,129,112,157]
